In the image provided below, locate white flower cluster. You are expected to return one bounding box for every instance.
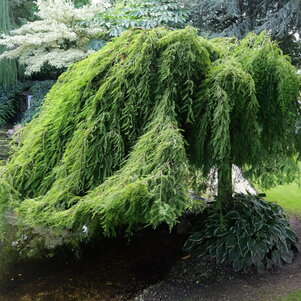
[0,0,110,75]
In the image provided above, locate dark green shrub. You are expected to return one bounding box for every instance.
[183,194,298,272]
[0,81,32,126]
[0,87,15,126]
[0,80,55,127]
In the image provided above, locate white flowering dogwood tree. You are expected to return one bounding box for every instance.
[0,0,110,75]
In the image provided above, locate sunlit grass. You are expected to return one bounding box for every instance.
[257,163,300,216]
[262,181,301,216]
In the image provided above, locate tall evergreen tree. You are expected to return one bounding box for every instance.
[184,0,301,65]
[0,0,18,88]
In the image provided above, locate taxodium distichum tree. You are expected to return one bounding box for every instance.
[0,28,300,241]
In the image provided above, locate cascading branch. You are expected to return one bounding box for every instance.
[0,28,300,241]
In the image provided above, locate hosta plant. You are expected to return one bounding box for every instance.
[184,194,298,272]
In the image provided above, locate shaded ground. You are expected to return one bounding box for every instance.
[138,216,301,301]
[0,227,186,301]
[0,217,301,301]
[1,128,301,301]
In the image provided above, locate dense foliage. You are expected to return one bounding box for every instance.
[192,32,300,198]
[9,0,38,26]
[8,0,95,27]
[0,28,299,245]
[0,80,55,126]
[184,194,298,272]
[0,87,15,126]
[21,80,56,124]
[183,0,301,65]
[184,0,301,38]
[0,0,109,75]
[93,0,188,37]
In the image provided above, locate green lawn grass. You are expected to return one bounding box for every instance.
[261,181,301,216]
[257,163,301,216]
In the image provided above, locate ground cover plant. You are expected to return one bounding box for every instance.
[184,194,298,272]
[0,27,300,271]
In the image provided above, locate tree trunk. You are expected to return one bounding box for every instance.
[217,162,232,205]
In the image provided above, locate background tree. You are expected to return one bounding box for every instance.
[92,0,188,37]
[9,0,38,26]
[0,0,109,76]
[183,0,301,66]
[0,0,18,88]
[9,0,92,26]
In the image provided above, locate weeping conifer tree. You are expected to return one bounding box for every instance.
[0,28,300,240]
[0,0,18,88]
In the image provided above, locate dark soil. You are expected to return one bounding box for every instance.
[1,216,301,301]
[0,226,186,301]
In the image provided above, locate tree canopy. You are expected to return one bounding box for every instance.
[0,0,109,75]
[185,0,301,38]
[184,0,301,66]
[0,27,299,242]
[92,0,188,37]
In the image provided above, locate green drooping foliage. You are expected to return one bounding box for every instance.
[93,0,188,37]
[0,28,299,244]
[191,32,301,192]
[0,0,18,88]
[184,194,299,272]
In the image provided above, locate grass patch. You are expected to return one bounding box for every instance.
[258,163,301,216]
[262,182,301,215]
[278,290,301,301]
